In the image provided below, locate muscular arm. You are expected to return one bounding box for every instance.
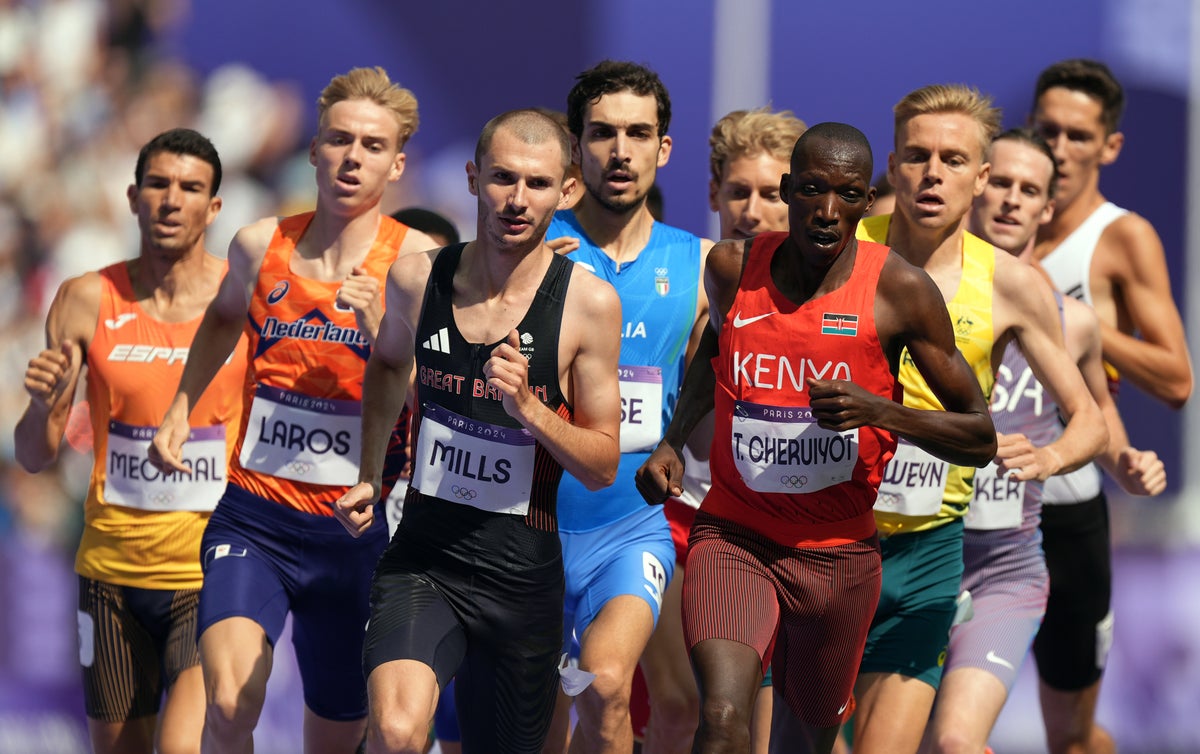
[507,268,622,490]
[1064,297,1166,495]
[852,253,996,467]
[335,252,430,535]
[14,273,99,472]
[998,256,1107,480]
[150,219,272,471]
[1094,215,1192,408]
[636,239,738,502]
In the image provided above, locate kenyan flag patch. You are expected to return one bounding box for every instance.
[821,312,858,336]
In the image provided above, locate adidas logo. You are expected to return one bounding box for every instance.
[421,327,451,354]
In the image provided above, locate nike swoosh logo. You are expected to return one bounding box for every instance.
[731,311,776,328]
[104,313,137,330]
[837,700,849,715]
[986,650,1015,670]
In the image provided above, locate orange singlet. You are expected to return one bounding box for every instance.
[77,261,248,590]
[228,212,409,515]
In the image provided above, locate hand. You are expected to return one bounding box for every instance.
[338,266,383,340]
[635,441,686,505]
[994,431,1062,482]
[149,400,194,475]
[483,330,532,421]
[1113,447,1166,497]
[546,236,580,256]
[24,341,80,410]
[335,481,379,537]
[807,378,880,431]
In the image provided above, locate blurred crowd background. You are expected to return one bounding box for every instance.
[0,0,1195,751]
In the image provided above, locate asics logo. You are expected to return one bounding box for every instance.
[731,311,775,328]
[104,313,137,330]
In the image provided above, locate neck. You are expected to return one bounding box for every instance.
[571,195,655,264]
[886,210,968,270]
[1039,182,1106,244]
[465,237,552,299]
[134,242,213,298]
[306,203,382,262]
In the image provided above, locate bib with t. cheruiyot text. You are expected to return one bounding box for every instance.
[731,400,859,494]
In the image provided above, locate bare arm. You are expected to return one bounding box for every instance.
[14,273,98,472]
[636,239,738,502]
[335,251,431,536]
[503,267,622,490]
[150,219,273,472]
[997,256,1106,480]
[1064,297,1165,495]
[828,252,996,467]
[1094,215,1192,408]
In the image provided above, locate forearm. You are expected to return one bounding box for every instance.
[175,309,245,414]
[1100,322,1193,408]
[357,353,412,491]
[661,326,717,450]
[882,402,996,468]
[14,402,69,472]
[521,399,618,491]
[1094,397,1132,479]
[1045,398,1108,476]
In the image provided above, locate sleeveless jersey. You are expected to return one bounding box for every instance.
[77,261,248,590]
[1038,203,1126,504]
[548,211,702,531]
[704,232,898,547]
[857,214,995,535]
[228,212,409,516]
[964,295,1067,545]
[408,244,573,532]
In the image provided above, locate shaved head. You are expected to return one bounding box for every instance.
[790,122,873,177]
[475,109,572,174]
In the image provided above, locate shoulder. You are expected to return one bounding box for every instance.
[388,245,440,294]
[991,247,1048,298]
[706,238,750,285]
[47,269,104,341]
[1095,210,1166,269]
[399,227,440,254]
[230,216,282,260]
[567,261,620,313]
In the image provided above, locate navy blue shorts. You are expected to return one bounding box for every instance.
[198,484,387,721]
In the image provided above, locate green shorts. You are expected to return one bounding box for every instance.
[858,518,963,688]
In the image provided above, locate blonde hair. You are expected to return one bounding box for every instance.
[893,84,1000,156]
[709,107,807,184]
[317,66,419,148]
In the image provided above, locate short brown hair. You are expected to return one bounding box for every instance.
[316,66,419,148]
[1034,59,1125,134]
[709,107,807,184]
[894,84,1001,157]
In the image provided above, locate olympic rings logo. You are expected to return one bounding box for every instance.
[152,492,174,505]
[451,485,477,500]
[288,461,314,475]
[779,475,809,489]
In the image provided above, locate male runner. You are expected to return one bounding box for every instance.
[638,122,997,754]
[16,128,243,754]
[1029,58,1192,754]
[334,108,622,754]
[151,67,436,753]
[545,59,712,754]
[850,84,1107,754]
[922,127,1165,753]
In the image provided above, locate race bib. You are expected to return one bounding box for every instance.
[964,461,1024,530]
[239,385,360,486]
[104,420,226,511]
[618,365,663,453]
[413,403,536,515]
[730,401,858,494]
[874,439,949,516]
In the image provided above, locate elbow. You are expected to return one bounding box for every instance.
[963,417,998,468]
[580,446,620,491]
[1163,377,1192,410]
